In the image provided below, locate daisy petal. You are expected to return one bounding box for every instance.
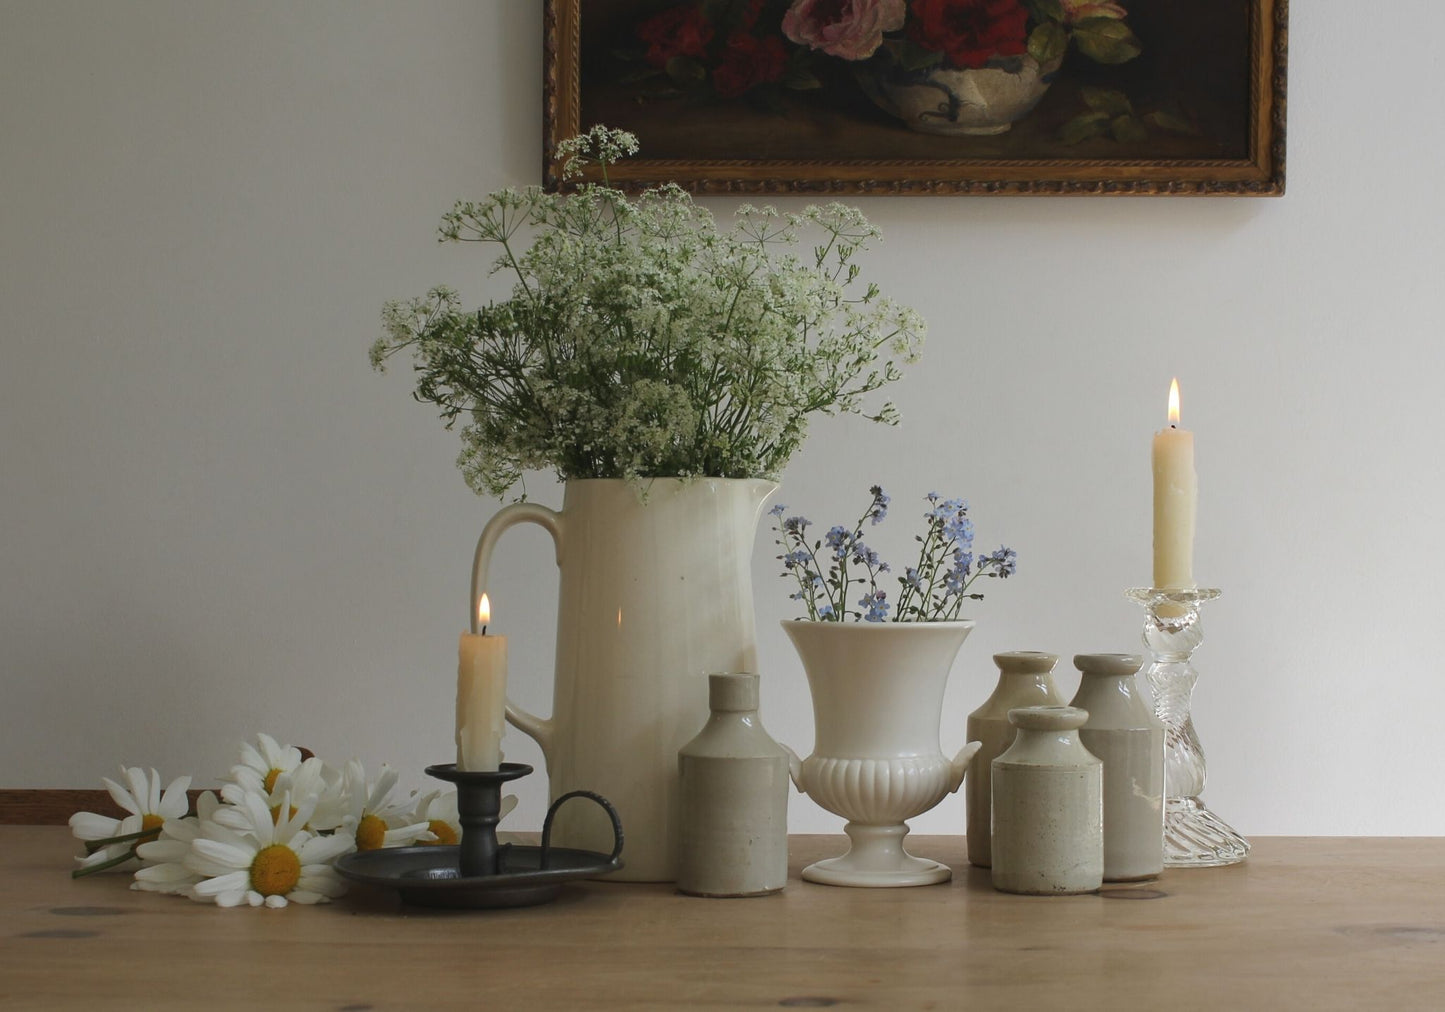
[192,870,249,897]
[368,766,399,811]
[285,889,327,905]
[77,847,131,868]
[136,840,189,862]
[146,768,161,814]
[135,863,194,884]
[214,889,247,907]
[158,775,192,819]
[297,868,347,898]
[69,811,122,841]
[102,775,141,816]
[237,741,266,775]
[263,894,287,908]
[187,839,252,876]
[297,833,355,865]
[126,767,151,813]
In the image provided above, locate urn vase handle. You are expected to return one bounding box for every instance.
[947,741,983,795]
[471,502,563,765]
[779,742,805,794]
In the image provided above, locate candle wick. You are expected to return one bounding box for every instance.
[481,624,487,636]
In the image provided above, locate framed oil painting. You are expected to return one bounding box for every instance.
[543,0,1286,195]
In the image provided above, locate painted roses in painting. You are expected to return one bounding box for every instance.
[781,0,906,61]
[637,6,714,68]
[619,0,1141,128]
[905,0,1029,70]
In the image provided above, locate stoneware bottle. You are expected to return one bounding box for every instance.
[991,705,1103,896]
[1070,653,1166,882]
[677,673,790,897]
[966,651,1064,868]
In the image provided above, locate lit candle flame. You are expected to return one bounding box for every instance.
[1167,378,1181,426]
[478,593,491,629]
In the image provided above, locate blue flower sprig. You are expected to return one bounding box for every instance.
[771,486,1016,622]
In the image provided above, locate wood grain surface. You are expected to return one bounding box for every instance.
[5,829,1444,1010]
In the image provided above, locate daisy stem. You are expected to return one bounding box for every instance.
[71,847,140,878]
[82,827,162,854]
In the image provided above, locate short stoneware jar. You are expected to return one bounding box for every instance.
[966,651,1064,868]
[1070,653,1166,882]
[677,673,790,897]
[991,705,1103,896]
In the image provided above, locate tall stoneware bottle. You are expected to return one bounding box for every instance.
[677,673,790,897]
[966,651,1063,868]
[991,705,1103,895]
[1070,653,1165,882]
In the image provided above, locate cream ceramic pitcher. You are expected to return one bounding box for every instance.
[471,478,777,882]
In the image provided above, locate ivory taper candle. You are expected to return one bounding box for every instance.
[1152,378,1197,590]
[457,593,507,771]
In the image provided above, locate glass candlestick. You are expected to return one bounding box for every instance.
[1125,587,1249,867]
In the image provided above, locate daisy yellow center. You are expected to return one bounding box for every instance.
[355,813,387,851]
[250,844,301,897]
[139,813,164,839]
[263,768,283,793]
[425,819,457,846]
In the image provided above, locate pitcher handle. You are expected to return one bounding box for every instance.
[471,502,563,765]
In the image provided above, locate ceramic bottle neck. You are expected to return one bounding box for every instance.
[985,672,1059,708]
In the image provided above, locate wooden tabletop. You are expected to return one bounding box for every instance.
[4,828,1444,1010]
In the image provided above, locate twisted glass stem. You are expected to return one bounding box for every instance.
[1126,588,1248,868]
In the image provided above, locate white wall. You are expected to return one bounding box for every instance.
[3,1,1439,837]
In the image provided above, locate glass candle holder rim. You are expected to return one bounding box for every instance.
[1125,587,1222,607]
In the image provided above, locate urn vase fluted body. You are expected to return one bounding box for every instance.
[472,478,776,882]
[781,620,981,888]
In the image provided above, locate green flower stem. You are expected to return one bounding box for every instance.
[71,847,140,878]
[82,826,161,854]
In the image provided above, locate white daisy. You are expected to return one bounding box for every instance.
[131,791,220,895]
[185,790,354,908]
[409,789,519,846]
[217,755,334,831]
[69,766,192,875]
[227,732,303,796]
[335,760,431,851]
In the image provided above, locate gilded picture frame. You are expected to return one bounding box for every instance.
[543,0,1286,196]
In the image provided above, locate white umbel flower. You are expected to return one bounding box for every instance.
[69,767,191,873]
[185,791,354,908]
[131,791,220,895]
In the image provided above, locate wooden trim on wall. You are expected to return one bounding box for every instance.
[0,789,214,826]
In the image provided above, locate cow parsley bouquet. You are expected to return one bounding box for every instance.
[371,126,924,499]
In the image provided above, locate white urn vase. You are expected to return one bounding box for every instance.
[781,620,981,887]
